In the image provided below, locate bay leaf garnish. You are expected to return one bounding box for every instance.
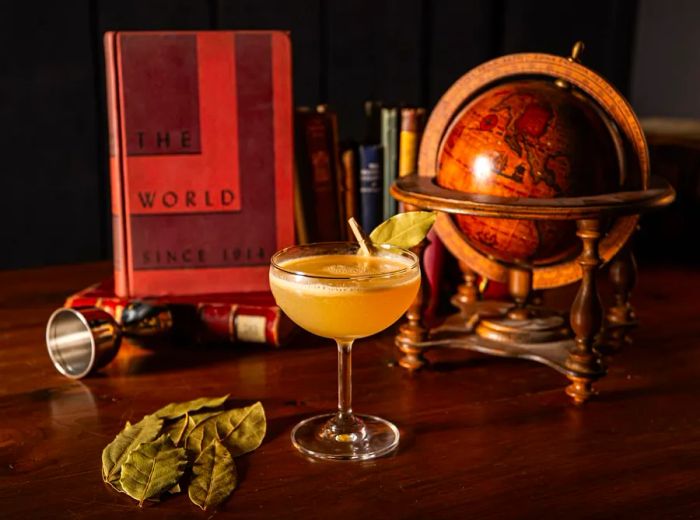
[369,211,436,249]
[152,394,229,420]
[101,415,163,486]
[119,435,188,506]
[188,440,238,510]
[186,401,266,457]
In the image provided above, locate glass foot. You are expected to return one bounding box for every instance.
[291,413,399,461]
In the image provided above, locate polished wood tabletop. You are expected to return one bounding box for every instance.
[1,261,699,519]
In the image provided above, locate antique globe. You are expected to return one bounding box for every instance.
[436,79,627,266]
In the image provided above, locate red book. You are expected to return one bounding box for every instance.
[104,31,294,297]
[65,279,296,347]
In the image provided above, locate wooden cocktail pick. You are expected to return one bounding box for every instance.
[347,217,377,256]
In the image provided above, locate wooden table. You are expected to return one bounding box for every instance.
[1,262,699,519]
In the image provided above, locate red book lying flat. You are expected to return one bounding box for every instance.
[104,31,294,297]
[65,279,296,347]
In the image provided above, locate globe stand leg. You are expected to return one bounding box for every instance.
[601,244,638,354]
[396,239,430,372]
[565,219,606,405]
[451,261,480,318]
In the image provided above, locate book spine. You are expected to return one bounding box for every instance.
[323,107,346,239]
[197,303,294,347]
[363,100,382,144]
[340,145,358,225]
[104,32,129,297]
[359,144,383,232]
[381,108,399,220]
[63,294,291,346]
[293,162,309,244]
[399,108,421,177]
[295,111,341,242]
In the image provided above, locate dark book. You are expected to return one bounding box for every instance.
[381,108,400,220]
[339,142,359,234]
[359,144,384,232]
[294,108,342,242]
[364,100,383,144]
[104,31,295,297]
[321,106,347,240]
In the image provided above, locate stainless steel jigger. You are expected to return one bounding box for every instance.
[46,304,172,379]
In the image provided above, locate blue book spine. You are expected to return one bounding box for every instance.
[359,144,383,232]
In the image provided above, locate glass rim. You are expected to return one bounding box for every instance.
[270,241,419,280]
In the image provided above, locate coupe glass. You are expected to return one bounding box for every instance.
[270,242,420,460]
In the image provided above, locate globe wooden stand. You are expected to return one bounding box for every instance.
[391,174,675,404]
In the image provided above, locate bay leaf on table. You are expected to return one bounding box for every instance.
[185,401,266,457]
[165,410,225,449]
[163,413,190,446]
[119,435,187,506]
[101,416,163,487]
[369,211,436,249]
[151,394,230,420]
[188,440,237,510]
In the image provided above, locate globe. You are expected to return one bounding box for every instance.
[436,79,622,266]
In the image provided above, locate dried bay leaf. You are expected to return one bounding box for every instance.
[101,416,163,486]
[181,411,220,443]
[186,401,266,457]
[188,440,237,510]
[152,394,230,420]
[369,211,436,249]
[163,413,190,446]
[119,435,187,506]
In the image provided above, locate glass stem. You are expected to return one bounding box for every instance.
[337,339,353,417]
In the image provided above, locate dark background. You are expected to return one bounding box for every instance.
[0,0,697,270]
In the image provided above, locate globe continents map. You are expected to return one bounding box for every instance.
[436,80,620,266]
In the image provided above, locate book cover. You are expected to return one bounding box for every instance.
[294,108,341,242]
[358,144,383,232]
[65,279,295,346]
[104,31,294,297]
[381,108,399,220]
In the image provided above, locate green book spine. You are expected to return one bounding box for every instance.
[381,108,399,220]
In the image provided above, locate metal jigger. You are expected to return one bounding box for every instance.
[46,303,172,379]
